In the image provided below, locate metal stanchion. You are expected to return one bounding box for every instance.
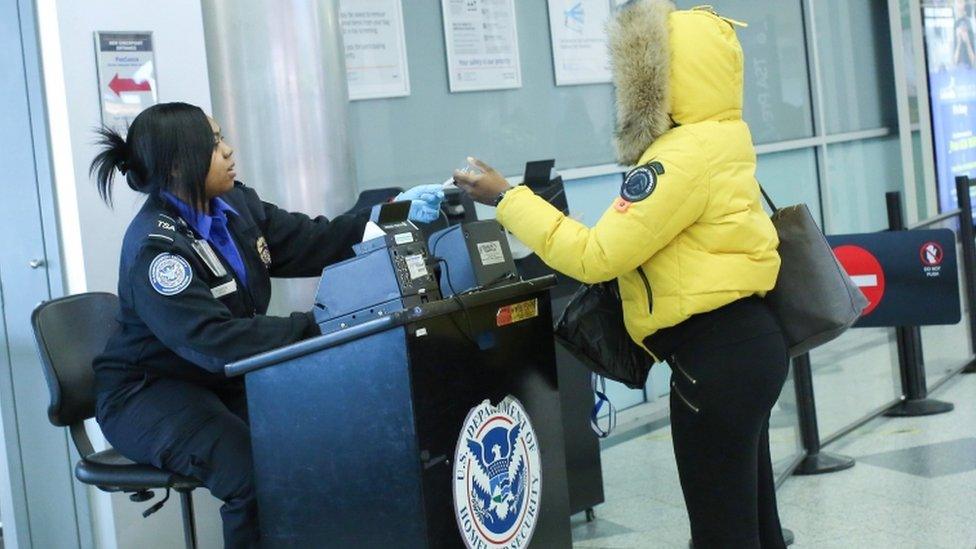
[884,192,954,416]
[953,176,976,374]
[792,353,855,475]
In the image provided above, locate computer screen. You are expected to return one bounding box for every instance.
[923,1,976,215]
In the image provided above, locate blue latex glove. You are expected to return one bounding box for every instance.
[396,184,445,224]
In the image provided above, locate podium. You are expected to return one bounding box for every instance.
[226,277,572,548]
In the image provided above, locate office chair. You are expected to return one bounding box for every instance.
[31,292,201,549]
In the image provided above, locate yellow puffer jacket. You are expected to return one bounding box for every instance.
[496,2,780,359]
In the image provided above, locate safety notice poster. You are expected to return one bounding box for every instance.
[340,0,411,100]
[547,0,613,86]
[441,0,522,93]
[94,32,157,136]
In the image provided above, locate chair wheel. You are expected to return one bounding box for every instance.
[129,489,154,503]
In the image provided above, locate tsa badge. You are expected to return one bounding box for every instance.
[148,253,192,296]
[453,396,541,549]
[256,236,271,268]
[620,161,666,203]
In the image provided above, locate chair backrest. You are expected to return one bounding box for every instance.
[31,292,119,427]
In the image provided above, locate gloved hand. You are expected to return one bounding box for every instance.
[396,184,445,224]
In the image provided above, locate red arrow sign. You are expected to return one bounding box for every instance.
[108,74,151,96]
[833,245,885,316]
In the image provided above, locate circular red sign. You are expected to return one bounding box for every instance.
[833,245,885,316]
[920,242,944,267]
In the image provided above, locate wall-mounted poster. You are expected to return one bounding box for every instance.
[547,0,613,86]
[340,0,411,100]
[441,0,522,93]
[94,32,157,136]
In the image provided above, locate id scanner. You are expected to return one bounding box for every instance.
[313,201,440,334]
[428,220,518,297]
[313,201,520,333]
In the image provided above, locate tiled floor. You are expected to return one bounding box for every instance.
[572,372,976,548]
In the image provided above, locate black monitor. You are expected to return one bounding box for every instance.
[524,159,555,188]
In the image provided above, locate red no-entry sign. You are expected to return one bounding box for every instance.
[833,245,886,316]
[827,229,959,328]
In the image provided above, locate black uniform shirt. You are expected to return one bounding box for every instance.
[93,182,368,420]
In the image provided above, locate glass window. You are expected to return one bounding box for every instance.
[809,327,901,441]
[815,0,898,133]
[770,372,802,479]
[756,148,823,225]
[823,136,905,234]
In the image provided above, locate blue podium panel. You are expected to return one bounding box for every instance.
[246,328,429,548]
[239,281,572,548]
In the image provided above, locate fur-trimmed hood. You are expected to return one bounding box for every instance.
[610,2,746,165]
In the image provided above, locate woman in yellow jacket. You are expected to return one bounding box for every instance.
[454,2,789,547]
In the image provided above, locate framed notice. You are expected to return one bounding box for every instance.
[441,0,522,93]
[340,0,411,100]
[547,0,613,86]
[94,31,158,136]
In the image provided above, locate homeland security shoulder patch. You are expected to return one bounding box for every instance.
[453,395,541,549]
[149,253,193,296]
[620,161,666,202]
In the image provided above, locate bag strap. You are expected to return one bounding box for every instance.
[758,181,779,213]
[589,374,617,438]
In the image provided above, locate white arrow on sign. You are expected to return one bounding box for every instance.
[850,275,879,288]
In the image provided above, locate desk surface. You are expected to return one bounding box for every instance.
[224,275,557,377]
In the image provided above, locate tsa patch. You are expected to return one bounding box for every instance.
[620,161,666,202]
[148,253,192,296]
[453,396,541,549]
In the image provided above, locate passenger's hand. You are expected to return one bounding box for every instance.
[453,157,512,206]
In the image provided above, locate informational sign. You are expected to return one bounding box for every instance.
[94,32,157,136]
[441,0,522,93]
[339,0,411,100]
[547,0,613,86]
[923,3,976,218]
[828,229,961,328]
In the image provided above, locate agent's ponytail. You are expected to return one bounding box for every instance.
[89,103,213,210]
[89,127,130,206]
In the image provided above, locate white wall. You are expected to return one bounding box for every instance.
[40,0,224,547]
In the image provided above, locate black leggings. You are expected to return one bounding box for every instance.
[651,297,789,548]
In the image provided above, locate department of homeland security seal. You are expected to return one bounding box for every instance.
[453,396,541,549]
[149,253,192,296]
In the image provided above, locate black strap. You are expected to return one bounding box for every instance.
[758,182,778,213]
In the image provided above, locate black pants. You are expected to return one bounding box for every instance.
[98,378,259,548]
[649,297,789,548]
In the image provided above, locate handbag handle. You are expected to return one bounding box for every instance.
[758,181,779,213]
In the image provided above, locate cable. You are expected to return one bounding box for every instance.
[432,256,479,346]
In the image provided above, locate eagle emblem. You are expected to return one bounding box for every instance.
[453,396,541,549]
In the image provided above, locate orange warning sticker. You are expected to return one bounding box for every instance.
[496,299,539,327]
